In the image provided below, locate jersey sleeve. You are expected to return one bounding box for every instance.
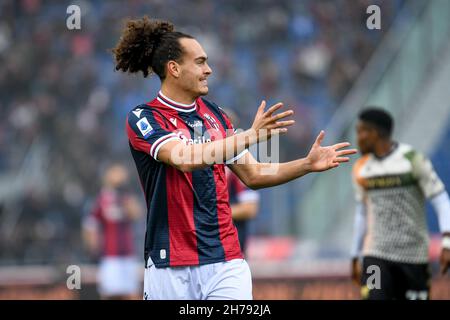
[410,151,445,199]
[126,108,182,161]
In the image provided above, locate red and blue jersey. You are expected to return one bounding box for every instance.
[126,91,245,268]
[87,189,135,257]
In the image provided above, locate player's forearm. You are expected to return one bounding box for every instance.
[174,129,258,172]
[430,191,450,234]
[245,158,313,189]
[350,203,367,258]
[83,229,100,254]
[231,202,258,221]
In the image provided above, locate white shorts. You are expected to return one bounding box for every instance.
[98,256,140,297]
[143,258,252,300]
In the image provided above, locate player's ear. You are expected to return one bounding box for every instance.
[167,60,180,79]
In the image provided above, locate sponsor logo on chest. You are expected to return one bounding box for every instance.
[186,120,203,128]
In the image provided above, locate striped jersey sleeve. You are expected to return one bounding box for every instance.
[126,106,181,161]
[410,150,445,199]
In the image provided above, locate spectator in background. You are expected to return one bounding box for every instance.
[82,163,142,300]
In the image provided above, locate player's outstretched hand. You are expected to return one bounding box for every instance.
[306,131,358,172]
[250,100,295,142]
[440,248,450,275]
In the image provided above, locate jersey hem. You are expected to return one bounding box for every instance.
[151,252,244,269]
[362,251,429,264]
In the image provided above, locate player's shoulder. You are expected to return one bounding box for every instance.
[200,98,233,129]
[398,142,414,155]
[200,97,220,110]
[352,154,370,173]
[96,189,110,205]
[397,142,426,162]
[200,98,229,116]
[127,103,169,124]
[127,103,152,119]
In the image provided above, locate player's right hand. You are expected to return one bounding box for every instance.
[250,100,295,142]
[351,258,361,286]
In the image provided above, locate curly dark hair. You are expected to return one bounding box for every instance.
[112,16,193,79]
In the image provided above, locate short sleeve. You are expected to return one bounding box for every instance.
[126,107,181,161]
[409,151,445,199]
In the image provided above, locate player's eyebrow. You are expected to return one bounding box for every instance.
[195,56,208,62]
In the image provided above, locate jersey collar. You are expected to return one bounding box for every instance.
[373,141,399,160]
[156,91,197,113]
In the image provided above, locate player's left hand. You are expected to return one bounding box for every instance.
[440,248,450,275]
[306,131,358,172]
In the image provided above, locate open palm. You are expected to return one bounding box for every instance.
[307,131,357,172]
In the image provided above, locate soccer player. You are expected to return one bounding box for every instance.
[350,108,450,300]
[83,164,142,300]
[113,17,357,300]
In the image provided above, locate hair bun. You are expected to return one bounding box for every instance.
[150,20,174,39]
[113,16,189,79]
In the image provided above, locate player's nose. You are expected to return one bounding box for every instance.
[204,63,212,75]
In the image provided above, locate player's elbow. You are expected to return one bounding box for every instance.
[242,176,263,190]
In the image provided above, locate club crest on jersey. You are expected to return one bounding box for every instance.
[203,113,219,131]
[136,117,154,138]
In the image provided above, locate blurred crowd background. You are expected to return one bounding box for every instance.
[0,0,407,267]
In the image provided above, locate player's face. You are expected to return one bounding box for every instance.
[177,38,212,97]
[105,165,129,189]
[356,121,377,154]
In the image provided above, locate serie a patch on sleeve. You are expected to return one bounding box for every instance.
[137,117,154,139]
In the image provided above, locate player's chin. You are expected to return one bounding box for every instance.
[198,86,209,96]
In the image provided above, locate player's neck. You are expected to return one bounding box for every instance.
[374,140,395,158]
[159,85,196,105]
